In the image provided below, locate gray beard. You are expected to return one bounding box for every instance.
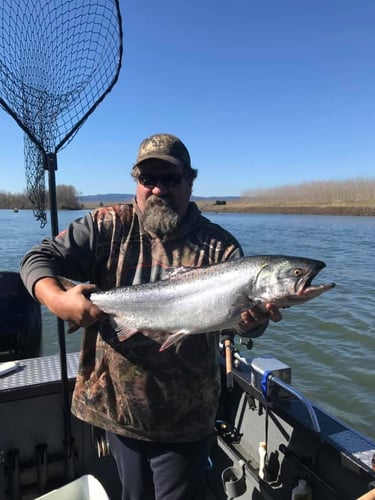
[142,195,181,238]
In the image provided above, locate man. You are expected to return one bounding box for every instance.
[20,133,281,500]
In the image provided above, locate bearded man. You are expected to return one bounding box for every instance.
[20,133,281,500]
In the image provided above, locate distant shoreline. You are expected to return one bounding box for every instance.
[196,202,375,217]
[6,202,375,217]
[81,201,375,216]
[84,200,375,217]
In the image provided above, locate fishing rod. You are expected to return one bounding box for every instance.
[221,333,234,390]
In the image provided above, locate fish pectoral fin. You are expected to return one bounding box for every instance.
[159,330,190,352]
[115,326,139,342]
[229,293,258,316]
[109,318,139,342]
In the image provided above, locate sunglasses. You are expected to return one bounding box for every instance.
[137,173,184,188]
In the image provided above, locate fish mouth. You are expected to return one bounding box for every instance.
[294,267,335,301]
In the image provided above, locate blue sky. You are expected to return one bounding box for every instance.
[1,0,375,197]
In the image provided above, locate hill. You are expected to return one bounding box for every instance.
[79,193,241,206]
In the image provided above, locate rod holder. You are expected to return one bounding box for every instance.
[222,459,246,499]
[6,449,21,500]
[36,443,49,495]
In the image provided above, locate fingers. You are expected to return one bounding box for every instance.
[240,310,260,326]
[63,285,107,328]
[74,283,98,297]
[240,303,282,327]
[264,303,283,323]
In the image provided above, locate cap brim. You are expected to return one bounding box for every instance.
[134,155,183,169]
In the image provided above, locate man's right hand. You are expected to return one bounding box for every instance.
[34,277,108,331]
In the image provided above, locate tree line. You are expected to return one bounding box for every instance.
[0,185,82,210]
[242,177,375,204]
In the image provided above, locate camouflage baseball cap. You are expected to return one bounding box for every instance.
[134,133,191,169]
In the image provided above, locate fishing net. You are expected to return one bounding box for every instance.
[0,0,123,226]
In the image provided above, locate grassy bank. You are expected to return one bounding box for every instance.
[196,200,375,216]
[82,199,375,216]
[82,179,375,216]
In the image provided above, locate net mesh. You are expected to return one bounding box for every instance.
[24,137,47,224]
[0,0,123,226]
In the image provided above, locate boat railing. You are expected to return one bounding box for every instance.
[220,342,321,434]
[266,374,321,434]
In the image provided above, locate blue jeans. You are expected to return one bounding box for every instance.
[106,432,210,500]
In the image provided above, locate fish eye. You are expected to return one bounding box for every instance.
[294,268,303,277]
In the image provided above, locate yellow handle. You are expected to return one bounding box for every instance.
[224,338,233,390]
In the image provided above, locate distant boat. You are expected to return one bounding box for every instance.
[13,208,19,212]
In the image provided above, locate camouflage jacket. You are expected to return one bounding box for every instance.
[21,201,244,442]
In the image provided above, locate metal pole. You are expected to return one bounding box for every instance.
[46,153,59,237]
[45,152,75,480]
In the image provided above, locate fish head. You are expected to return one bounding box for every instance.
[250,255,335,308]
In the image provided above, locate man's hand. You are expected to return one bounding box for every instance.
[240,303,282,328]
[34,277,107,331]
[237,303,282,338]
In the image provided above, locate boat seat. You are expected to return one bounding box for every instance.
[0,271,42,361]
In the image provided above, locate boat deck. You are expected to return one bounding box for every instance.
[0,352,122,499]
[0,353,78,397]
[1,353,375,499]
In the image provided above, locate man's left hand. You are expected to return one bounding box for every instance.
[236,303,282,338]
[240,303,282,328]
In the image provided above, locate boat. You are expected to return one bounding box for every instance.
[0,289,374,500]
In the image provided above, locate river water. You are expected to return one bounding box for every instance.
[1,208,374,441]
